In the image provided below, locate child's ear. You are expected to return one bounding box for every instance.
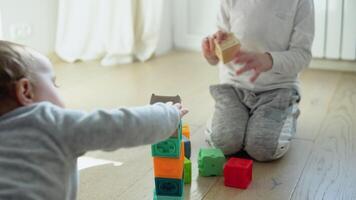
[15,78,35,106]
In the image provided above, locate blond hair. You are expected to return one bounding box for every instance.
[0,40,35,100]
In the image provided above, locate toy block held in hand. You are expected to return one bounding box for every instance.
[153,142,185,179]
[198,148,226,177]
[152,122,182,157]
[184,157,192,184]
[154,177,184,197]
[182,124,190,139]
[182,135,191,159]
[214,33,241,64]
[224,157,253,189]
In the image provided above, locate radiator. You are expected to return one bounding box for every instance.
[313,0,356,60]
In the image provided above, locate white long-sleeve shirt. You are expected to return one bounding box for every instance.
[0,102,180,200]
[217,0,314,92]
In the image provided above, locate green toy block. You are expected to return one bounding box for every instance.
[184,157,191,184]
[198,148,225,177]
[153,190,184,200]
[152,122,182,158]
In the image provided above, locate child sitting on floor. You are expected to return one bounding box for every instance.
[0,40,188,199]
[202,0,314,161]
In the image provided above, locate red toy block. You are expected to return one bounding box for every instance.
[224,158,253,189]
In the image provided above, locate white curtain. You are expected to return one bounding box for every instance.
[55,0,164,65]
[0,10,3,39]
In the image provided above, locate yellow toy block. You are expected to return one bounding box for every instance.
[214,33,241,64]
[182,124,190,139]
[153,142,185,179]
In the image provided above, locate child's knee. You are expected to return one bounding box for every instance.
[245,141,291,162]
[205,128,243,155]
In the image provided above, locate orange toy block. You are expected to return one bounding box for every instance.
[182,124,190,139]
[214,33,241,64]
[153,142,185,179]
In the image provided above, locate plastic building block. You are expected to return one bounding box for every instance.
[152,122,182,157]
[154,142,185,179]
[153,190,183,200]
[182,124,190,139]
[155,177,184,197]
[152,138,180,158]
[224,157,253,189]
[198,148,225,177]
[150,94,181,105]
[214,33,241,64]
[184,157,191,184]
[182,135,191,159]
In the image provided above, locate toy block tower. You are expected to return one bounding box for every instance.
[214,32,241,64]
[150,94,187,199]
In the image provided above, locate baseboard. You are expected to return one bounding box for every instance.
[309,59,356,72]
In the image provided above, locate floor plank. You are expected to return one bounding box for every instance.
[291,73,356,200]
[297,69,342,140]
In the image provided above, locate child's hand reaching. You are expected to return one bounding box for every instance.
[234,51,273,82]
[166,102,188,138]
[166,102,189,118]
[173,103,189,118]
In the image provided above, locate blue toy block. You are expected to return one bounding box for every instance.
[152,122,182,158]
[182,135,191,159]
[153,190,183,200]
[155,177,184,197]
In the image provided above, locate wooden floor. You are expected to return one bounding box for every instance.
[54,51,356,200]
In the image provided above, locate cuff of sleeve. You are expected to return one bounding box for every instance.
[268,52,283,74]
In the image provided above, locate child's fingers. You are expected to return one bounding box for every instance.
[202,37,211,54]
[216,31,227,43]
[208,37,215,53]
[250,70,261,83]
[173,103,182,109]
[236,63,254,75]
[202,37,209,49]
[234,52,253,64]
[180,108,189,118]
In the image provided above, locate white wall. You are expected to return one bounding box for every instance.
[0,0,58,54]
[173,0,219,50]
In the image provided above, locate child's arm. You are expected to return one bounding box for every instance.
[50,103,182,157]
[268,0,314,75]
[235,0,314,79]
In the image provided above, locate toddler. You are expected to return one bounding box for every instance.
[202,0,314,161]
[0,40,188,199]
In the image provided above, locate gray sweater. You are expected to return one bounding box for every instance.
[0,102,180,200]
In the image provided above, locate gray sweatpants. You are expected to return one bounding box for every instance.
[206,84,300,162]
